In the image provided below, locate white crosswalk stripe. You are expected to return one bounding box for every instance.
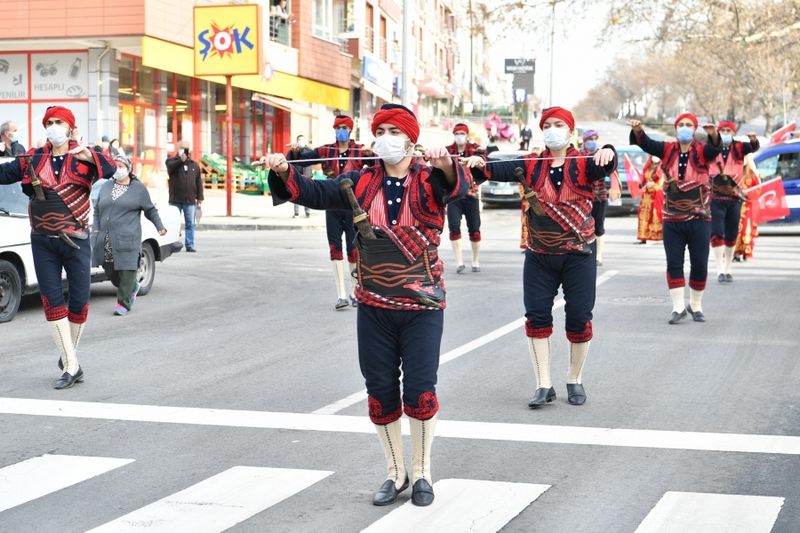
[0,454,133,513]
[361,479,550,533]
[634,491,785,533]
[85,466,333,533]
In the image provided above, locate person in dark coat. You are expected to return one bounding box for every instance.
[92,155,166,315]
[165,141,203,252]
[0,121,26,157]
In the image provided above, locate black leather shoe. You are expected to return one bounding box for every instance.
[53,367,84,390]
[725,274,733,283]
[456,265,465,274]
[718,273,726,283]
[350,296,358,308]
[687,305,706,322]
[528,387,556,408]
[373,476,409,506]
[471,266,481,272]
[668,309,687,324]
[411,479,434,506]
[567,383,586,405]
[335,298,349,310]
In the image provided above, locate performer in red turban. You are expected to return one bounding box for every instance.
[484,106,617,409]
[288,114,371,310]
[262,103,474,507]
[708,120,759,283]
[0,105,116,389]
[445,123,487,273]
[628,114,722,324]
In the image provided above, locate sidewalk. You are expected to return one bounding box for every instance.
[197,189,326,231]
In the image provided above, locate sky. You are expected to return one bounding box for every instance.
[488,2,622,109]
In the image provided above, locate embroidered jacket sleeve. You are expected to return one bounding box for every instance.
[0,158,23,184]
[741,138,760,156]
[584,144,617,181]
[425,159,469,206]
[701,136,722,162]
[288,146,323,168]
[630,128,665,159]
[268,163,359,211]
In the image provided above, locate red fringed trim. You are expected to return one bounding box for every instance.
[566,321,593,343]
[368,395,403,424]
[347,249,359,264]
[41,296,68,321]
[449,231,461,241]
[68,303,89,324]
[329,244,344,261]
[724,239,736,247]
[468,231,481,242]
[403,391,439,420]
[525,320,553,338]
[710,235,724,247]
[666,273,685,289]
[689,278,706,291]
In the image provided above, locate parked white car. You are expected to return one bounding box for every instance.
[0,161,183,323]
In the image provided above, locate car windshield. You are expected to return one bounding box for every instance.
[756,152,799,181]
[0,183,28,216]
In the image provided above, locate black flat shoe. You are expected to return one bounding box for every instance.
[528,387,556,408]
[718,273,726,283]
[53,367,83,390]
[668,309,687,324]
[567,383,586,405]
[456,265,465,274]
[372,476,409,506]
[411,479,434,506]
[350,296,358,307]
[335,298,349,310]
[471,266,480,272]
[687,305,705,322]
[725,274,733,283]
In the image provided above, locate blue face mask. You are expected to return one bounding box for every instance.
[585,140,598,152]
[721,134,733,145]
[335,129,350,143]
[676,126,694,143]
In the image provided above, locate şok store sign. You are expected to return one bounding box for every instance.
[194,4,261,77]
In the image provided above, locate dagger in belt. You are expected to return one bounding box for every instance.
[21,154,81,250]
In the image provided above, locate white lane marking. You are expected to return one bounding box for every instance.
[86,466,332,533]
[312,270,620,415]
[634,491,785,533]
[361,479,550,533]
[3,397,800,455]
[0,454,133,513]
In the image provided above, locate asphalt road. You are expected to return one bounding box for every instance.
[1,210,799,533]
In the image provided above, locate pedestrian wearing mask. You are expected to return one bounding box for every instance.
[166,141,203,252]
[628,114,722,324]
[92,155,166,316]
[708,120,759,283]
[485,107,617,408]
[0,105,116,389]
[261,103,471,507]
[0,121,25,156]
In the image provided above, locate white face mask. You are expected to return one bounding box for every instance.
[373,134,409,165]
[113,168,129,181]
[454,133,467,145]
[542,127,570,150]
[46,124,69,147]
[297,139,307,148]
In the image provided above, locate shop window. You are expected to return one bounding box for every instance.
[118,56,134,102]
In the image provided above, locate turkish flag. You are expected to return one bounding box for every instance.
[769,121,796,145]
[623,154,643,197]
[745,177,790,224]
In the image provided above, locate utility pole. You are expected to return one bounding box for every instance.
[548,0,555,107]
[469,0,474,108]
[401,0,412,106]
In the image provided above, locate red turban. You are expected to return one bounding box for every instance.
[453,123,469,134]
[371,104,420,143]
[718,120,737,132]
[42,106,76,129]
[674,113,698,128]
[333,115,354,130]
[539,106,575,131]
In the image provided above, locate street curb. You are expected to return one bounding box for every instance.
[197,224,326,231]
